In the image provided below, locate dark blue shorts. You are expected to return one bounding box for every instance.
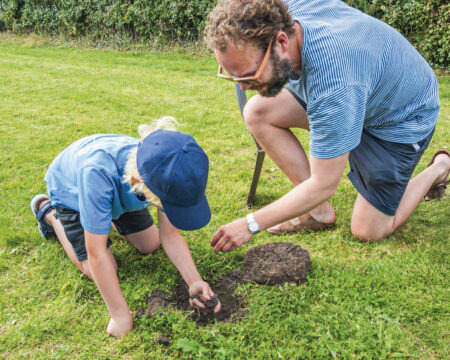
[54,207,154,261]
[348,129,434,216]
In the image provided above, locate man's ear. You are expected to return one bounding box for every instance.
[275,31,289,53]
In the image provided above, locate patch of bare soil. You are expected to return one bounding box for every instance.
[173,270,243,326]
[136,270,242,326]
[137,242,310,328]
[241,242,310,285]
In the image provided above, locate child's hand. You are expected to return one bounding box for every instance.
[106,311,133,337]
[188,280,221,313]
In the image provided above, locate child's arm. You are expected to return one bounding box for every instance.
[85,231,133,337]
[157,210,221,313]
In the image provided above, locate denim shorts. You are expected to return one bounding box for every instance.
[54,207,154,261]
[347,129,434,216]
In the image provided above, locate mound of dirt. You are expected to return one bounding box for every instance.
[173,273,243,326]
[137,270,242,326]
[241,242,310,285]
[144,289,174,317]
[138,242,310,327]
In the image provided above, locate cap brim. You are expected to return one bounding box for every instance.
[162,194,211,231]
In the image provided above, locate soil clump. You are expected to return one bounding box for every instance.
[155,335,171,346]
[138,242,310,327]
[138,270,242,326]
[241,242,310,285]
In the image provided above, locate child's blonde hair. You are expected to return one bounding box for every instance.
[123,116,179,208]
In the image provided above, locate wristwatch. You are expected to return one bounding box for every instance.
[246,213,260,235]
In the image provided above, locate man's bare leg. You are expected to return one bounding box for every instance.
[38,200,118,278]
[351,153,450,242]
[243,89,336,231]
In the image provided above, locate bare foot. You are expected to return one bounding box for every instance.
[267,213,335,235]
[309,201,336,224]
[433,153,450,184]
[424,150,450,201]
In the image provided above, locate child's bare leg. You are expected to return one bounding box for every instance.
[80,249,118,279]
[120,224,160,254]
[39,201,118,279]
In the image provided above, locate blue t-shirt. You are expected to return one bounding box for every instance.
[44,134,149,234]
[286,0,439,159]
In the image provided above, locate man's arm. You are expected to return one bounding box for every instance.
[158,210,221,312]
[85,231,132,337]
[211,152,349,252]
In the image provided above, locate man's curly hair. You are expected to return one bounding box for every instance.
[205,0,295,52]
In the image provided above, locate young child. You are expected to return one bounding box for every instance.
[30,118,221,337]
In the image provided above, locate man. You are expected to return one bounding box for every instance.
[205,0,449,252]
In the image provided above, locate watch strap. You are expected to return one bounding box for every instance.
[246,213,260,234]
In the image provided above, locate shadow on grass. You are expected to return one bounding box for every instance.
[247,194,282,209]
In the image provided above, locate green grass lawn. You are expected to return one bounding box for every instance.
[0,36,448,359]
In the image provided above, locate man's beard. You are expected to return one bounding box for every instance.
[258,52,299,97]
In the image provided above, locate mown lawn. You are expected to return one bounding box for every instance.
[0,36,448,359]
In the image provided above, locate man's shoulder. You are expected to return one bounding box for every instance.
[287,0,362,20]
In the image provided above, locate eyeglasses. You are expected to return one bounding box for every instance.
[217,38,274,85]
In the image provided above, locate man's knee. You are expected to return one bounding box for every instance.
[350,210,392,242]
[350,223,389,243]
[243,95,273,131]
[351,227,378,243]
[351,195,396,242]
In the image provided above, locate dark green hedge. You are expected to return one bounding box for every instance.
[0,0,448,68]
[0,0,217,40]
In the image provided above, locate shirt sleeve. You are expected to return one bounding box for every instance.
[77,166,114,234]
[307,85,368,159]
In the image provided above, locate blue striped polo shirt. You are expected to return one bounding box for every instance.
[285,0,440,159]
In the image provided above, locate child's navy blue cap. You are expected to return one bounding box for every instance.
[136,129,211,231]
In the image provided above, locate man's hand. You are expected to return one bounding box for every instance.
[210,217,251,253]
[189,280,221,313]
[106,311,133,337]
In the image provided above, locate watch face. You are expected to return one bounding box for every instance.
[249,222,259,233]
